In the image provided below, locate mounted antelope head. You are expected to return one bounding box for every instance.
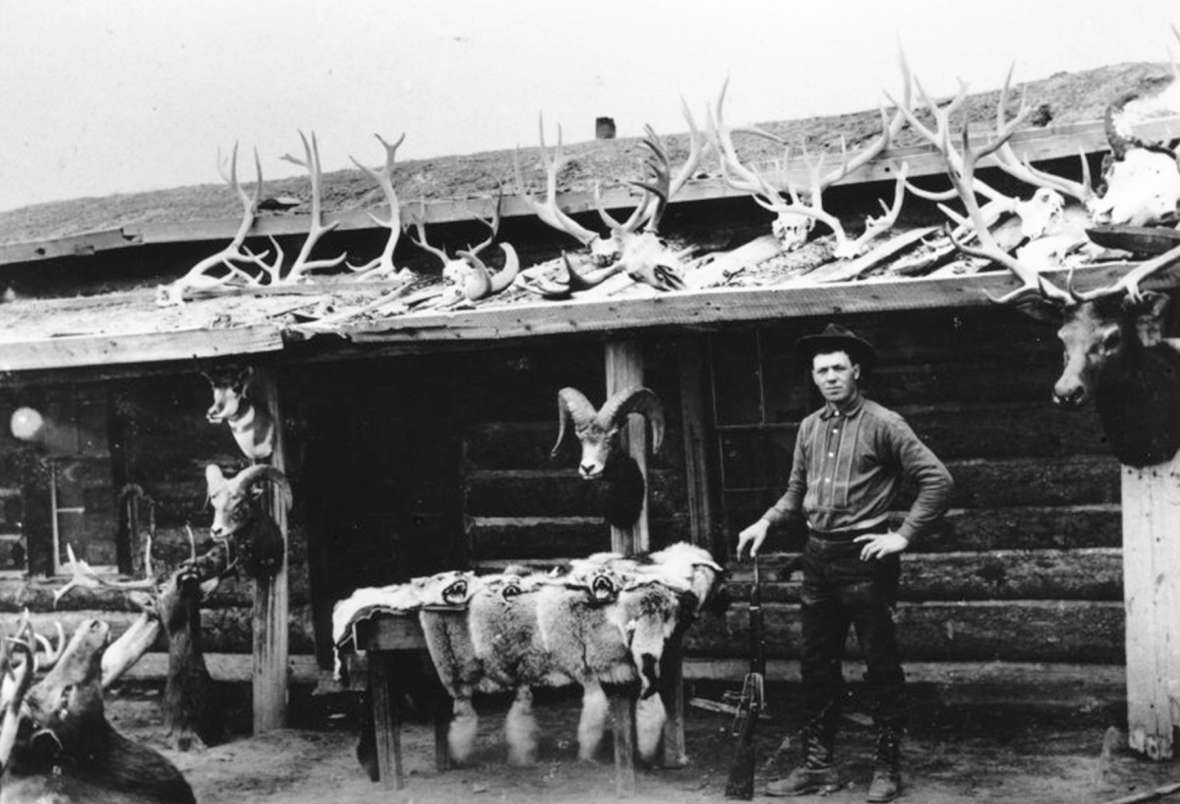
[551,386,664,479]
[201,364,275,462]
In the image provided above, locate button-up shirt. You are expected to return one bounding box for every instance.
[762,393,953,543]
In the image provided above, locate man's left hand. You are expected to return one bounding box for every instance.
[853,531,909,561]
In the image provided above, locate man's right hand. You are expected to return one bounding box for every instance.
[737,518,771,559]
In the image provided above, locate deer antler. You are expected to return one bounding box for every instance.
[348,132,410,279]
[54,544,158,608]
[281,130,347,280]
[513,117,601,248]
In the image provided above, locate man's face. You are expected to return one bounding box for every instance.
[811,350,860,405]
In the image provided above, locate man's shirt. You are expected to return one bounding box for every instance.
[762,394,953,543]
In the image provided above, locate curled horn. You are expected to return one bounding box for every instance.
[229,465,292,509]
[596,386,664,453]
[552,387,597,458]
[1104,92,1142,160]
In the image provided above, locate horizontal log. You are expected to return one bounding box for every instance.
[2,606,316,654]
[725,548,1123,602]
[685,600,1125,663]
[683,659,1125,693]
[464,468,686,518]
[112,652,322,685]
[942,456,1120,509]
[466,421,681,472]
[465,515,692,560]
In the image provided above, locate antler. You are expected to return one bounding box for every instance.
[54,544,159,608]
[157,144,278,305]
[901,76,1074,305]
[280,130,347,280]
[1068,242,1180,303]
[407,193,520,302]
[513,116,602,247]
[348,132,409,279]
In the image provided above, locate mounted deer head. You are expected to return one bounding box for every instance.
[551,386,664,479]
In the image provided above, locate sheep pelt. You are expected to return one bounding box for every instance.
[467,579,567,691]
[448,697,480,765]
[504,686,540,766]
[617,581,685,698]
[535,577,636,688]
[417,571,485,699]
[576,681,611,761]
[599,454,646,530]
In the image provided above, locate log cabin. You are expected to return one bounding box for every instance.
[0,59,1178,740]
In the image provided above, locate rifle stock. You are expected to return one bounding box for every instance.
[724,556,765,800]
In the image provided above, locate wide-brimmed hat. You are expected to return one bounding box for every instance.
[795,323,876,372]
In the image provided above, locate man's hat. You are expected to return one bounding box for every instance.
[795,323,876,372]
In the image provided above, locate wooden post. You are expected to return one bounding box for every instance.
[1120,457,1180,760]
[605,339,649,555]
[677,337,714,550]
[253,368,289,733]
[609,689,638,797]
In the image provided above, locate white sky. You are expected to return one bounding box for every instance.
[0,0,1177,213]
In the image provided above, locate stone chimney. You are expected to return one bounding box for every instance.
[595,117,616,140]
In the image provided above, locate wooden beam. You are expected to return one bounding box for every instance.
[341,260,1180,345]
[7,115,1178,268]
[253,367,289,733]
[114,651,320,684]
[605,340,649,555]
[0,326,284,373]
[677,337,715,552]
[1120,461,1180,761]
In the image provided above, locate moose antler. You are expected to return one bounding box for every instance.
[280,130,348,280]
[348,132,411,279]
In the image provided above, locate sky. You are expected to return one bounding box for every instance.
[0,0,1177,213]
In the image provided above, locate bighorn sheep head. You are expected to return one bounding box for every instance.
[205,464,291,539]
[551,386,665,479]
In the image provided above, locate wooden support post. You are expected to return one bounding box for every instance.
[253,368,289,733]
[605,339,648,556]
[660,633,688,768]
[1120,459,1180,760]
[677,337,714,551]
[609,690,638,797]
[368,655,402,790]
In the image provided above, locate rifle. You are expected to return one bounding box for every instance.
[724,554,766,800]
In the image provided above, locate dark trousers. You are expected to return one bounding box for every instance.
[799,531,906,739]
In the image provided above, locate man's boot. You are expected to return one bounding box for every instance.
[866,726,902,802]
[765,727,840,797]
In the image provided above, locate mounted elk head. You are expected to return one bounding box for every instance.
[201,364,275,462]
[1,619,197,803]
[915,61,1180,467]
[205,464,291,580]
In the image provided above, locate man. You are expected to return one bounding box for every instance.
[737,323,953,802]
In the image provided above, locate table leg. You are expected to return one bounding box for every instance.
[660,637,688,768]
[368,652,402,790]
[609,689,638,797]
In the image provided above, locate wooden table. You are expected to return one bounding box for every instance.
[353,613,450,790]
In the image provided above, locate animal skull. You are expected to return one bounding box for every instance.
[1090,148,1180,226]
[771,211,816,251]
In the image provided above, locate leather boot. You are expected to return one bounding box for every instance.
[765,727,840,797]
[866,727,902,802]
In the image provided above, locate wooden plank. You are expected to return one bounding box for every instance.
[253,367,289,733]
[368,653,400,790]
[342,260,1180,345]
[685,599,1126,663]
[677,337,715,551]
[609,691,637,797]
[9,116,1178,268]
[605,339,648,555]
[464,469,683,518]
[0,326,284,373]
[1121,458,1180,760]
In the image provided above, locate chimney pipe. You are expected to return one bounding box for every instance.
[595,117,616,140]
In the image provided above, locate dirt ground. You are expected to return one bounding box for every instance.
[101,680,1180,804]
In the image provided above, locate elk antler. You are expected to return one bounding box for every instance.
[281,130,348,280]
[513,116,602,248]
[157,144,279,305]
[348,132,410,279]
[54,544,159,608]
